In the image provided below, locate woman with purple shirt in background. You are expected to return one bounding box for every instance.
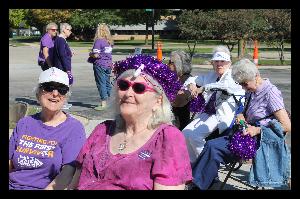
[88,23,113,111]
[38,22,58,71]
[9,67,86,190]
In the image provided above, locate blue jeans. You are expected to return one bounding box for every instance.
[93,64,112,101]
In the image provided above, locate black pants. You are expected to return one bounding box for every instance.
[38,61,50,71]
[172,103,191,131]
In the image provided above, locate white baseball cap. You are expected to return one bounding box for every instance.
[211,51,231,62]
[38,67,69,87]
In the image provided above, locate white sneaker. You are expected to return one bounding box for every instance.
[62,103,72,110]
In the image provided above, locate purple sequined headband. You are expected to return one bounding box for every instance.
[113,54,182,102]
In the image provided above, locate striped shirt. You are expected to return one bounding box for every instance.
[245,79,285,126]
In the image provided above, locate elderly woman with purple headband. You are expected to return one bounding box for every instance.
[67,54,192,190]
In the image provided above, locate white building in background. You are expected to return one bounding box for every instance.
[110,19,179,40]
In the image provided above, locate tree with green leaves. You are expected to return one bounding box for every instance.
[9,9,29,37]
[69,9,123,40]
[257,9,291,64]
[177,9,215,58]
[116,9,171,45]
[25,9,74,34]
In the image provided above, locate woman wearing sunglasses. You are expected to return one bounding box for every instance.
[9,67,86,190]
[38,22,58,71]
[67,55,192,190]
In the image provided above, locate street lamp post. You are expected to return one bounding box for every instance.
[146,9,155,50]
[152,9,155,50]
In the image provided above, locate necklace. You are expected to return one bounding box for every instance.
[118,128,148,152]
[118,138,127,151]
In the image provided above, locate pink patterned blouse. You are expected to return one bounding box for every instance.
[75,120,192,190]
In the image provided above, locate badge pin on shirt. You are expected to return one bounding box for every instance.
[138,150,151,160]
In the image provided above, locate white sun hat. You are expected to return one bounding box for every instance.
[38,67,69,87]
[211,51,231,62]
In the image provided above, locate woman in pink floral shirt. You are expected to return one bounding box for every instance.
[67,55,192,190]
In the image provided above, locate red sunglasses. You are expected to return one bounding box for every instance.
[117,79,156,94]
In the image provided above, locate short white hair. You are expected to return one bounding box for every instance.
[60,23,72,33]
[170,50,192,76]
[231,58,260,83]
[112,69,174,130]
[212,45,230,56]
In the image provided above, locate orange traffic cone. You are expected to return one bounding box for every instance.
[157,41,163,61]
[253,40,259,66]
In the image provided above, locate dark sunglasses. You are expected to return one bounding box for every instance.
[168,60,174,65]
[50,29,57,31]
[117,79,156,94]
[238,82,249,87]
[40,83,69,95]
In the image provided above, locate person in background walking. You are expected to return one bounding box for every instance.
[88,23,113,111]
[53,23,73,109]
[38,22,58,71]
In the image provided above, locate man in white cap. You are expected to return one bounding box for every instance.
[181,46,245,166]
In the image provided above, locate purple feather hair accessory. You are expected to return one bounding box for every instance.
[113,54,182,102]
[229,130,258,160]
[189,95,206,113]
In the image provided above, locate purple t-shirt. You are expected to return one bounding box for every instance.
[38,33,54,63]
[245,78,285,126]
[9,113,86,190]
[89,39,112,68]
[75,121,192,190]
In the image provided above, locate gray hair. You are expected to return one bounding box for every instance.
[212,45,231,56]
[60,23,72,33]
[46,22,58,31]
[170,50,192,76]
[231,58,260,83]
[112,69,174,130]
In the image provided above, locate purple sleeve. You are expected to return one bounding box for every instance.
[152,126,193,186]
[56,37,71,71]
[92,39,105,54]
[41,34,52,48]
[61,122,86,166]
[267,86,285,113]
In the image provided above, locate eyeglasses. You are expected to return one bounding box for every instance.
[117,79,156,94]
[40,83,69,95]
[168,60,174,65]
[50,29,57,32]
[238,81,249,87]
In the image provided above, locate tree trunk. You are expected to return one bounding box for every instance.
[279,39,285,64]
[238,39,245,58]
[187,40,197,60]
